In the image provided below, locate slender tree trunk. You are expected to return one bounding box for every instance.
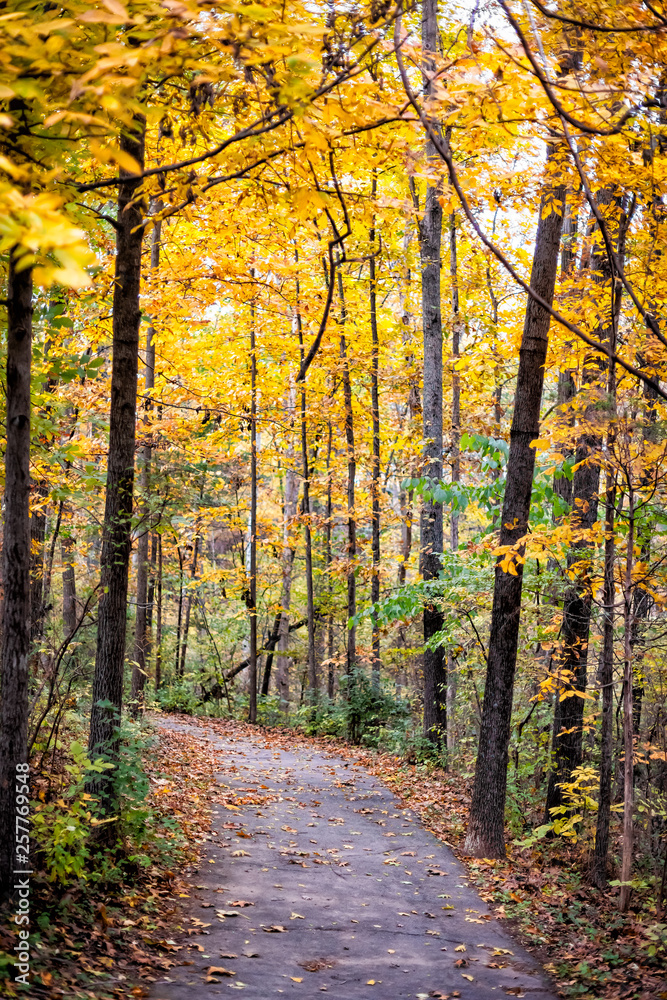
[620,488,636,912]
[464,149,566,859]
[131,211,161,710]
[276,387,298,711]
[593,466,616,888]
[296,294,318,700]
[87,122,145,823]
[419,0,447,745]
[145,529,157,663]
[178,529,200,676]
[325,419,335,699]
[175,545,185,677]
[398,487,413,586]
[338,271,356,682]
[29,484,47,643]
[0,253,32,895]
[447,211,462,750]
[62,527,78,637]
[449,211,461,551]
[370,206,382,692]
[155,534,163,690]
[248,301,258,723]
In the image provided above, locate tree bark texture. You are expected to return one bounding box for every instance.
[178,530,200,677]
[248,303,258,723]
[276,387,298,711]
[29,482,47,642]
[88,123,145,814]
[620,490,636,912]
[0,253,32,894]
[370,210,382,691]
[131,213,161,709]
[297,302,318,700]
[464,155,566,859]
[593,467,616,887]
[338,271,356,681]
[419,0,447,745]
[61,527,78,637]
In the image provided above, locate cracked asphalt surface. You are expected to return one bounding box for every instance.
[150,719,556,999]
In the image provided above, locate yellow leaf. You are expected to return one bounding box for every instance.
[290,977,303,982]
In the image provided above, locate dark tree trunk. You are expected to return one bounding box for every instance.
[449,211,461,552]
[447,211,462,751]
[145,530,158,658]
[248,302,258,723]
[338,272,356,680]
[155,533,163,690]
[398,487,413,586]
[419,0,447,746]
[29,483,47,642]
[545,189,624,816]
[464,151,566,859]
[87,122,145,822]
[62,528,78,637]
[178,530,200,677]
[261,610,283,696]
[370,198,382,691]
[325,419,335,699]
[175,545,185,677]
[0,253,32,895]
[131,213,161,710]
[297,291,318,700]
[593,465,616,887]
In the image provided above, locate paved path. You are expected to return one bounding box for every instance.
[151,720,556,1000]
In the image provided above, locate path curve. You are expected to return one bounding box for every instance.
[150,718,556,1000]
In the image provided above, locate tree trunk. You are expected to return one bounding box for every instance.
[463,149,566,859]
[545,189,624,815]
[370,199,382,691]
[87,122,145,822]
[620,487,635,912]
[175,545,185,677]
[447,211,462,750]
[0,253,32,895]
[398,487,413,586]
[593,466,616,888]
[178,530,200,677]
[276,387,298,711]
[62,527,78,637]
[248,301,258,723]
[297,299,318,700]
[325,419,335,700]
[29,483,47,642]
[338,271,356,682]
[420,0,447,746]
[155,533,163,690]
[131,212,161,710]
[449,211,461,551]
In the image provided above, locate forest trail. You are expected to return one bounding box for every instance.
[150,718,555,1000]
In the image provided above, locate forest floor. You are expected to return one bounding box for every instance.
[10,714,666,999]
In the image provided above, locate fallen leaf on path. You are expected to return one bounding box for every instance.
[263,924,287,933]
[290,912,305,919]
[228,900,253,907]
[205,966,235,976]
[454,945,466,952]
[290,977,303,982]
[231,850,250,857]
[461,974,474,981]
